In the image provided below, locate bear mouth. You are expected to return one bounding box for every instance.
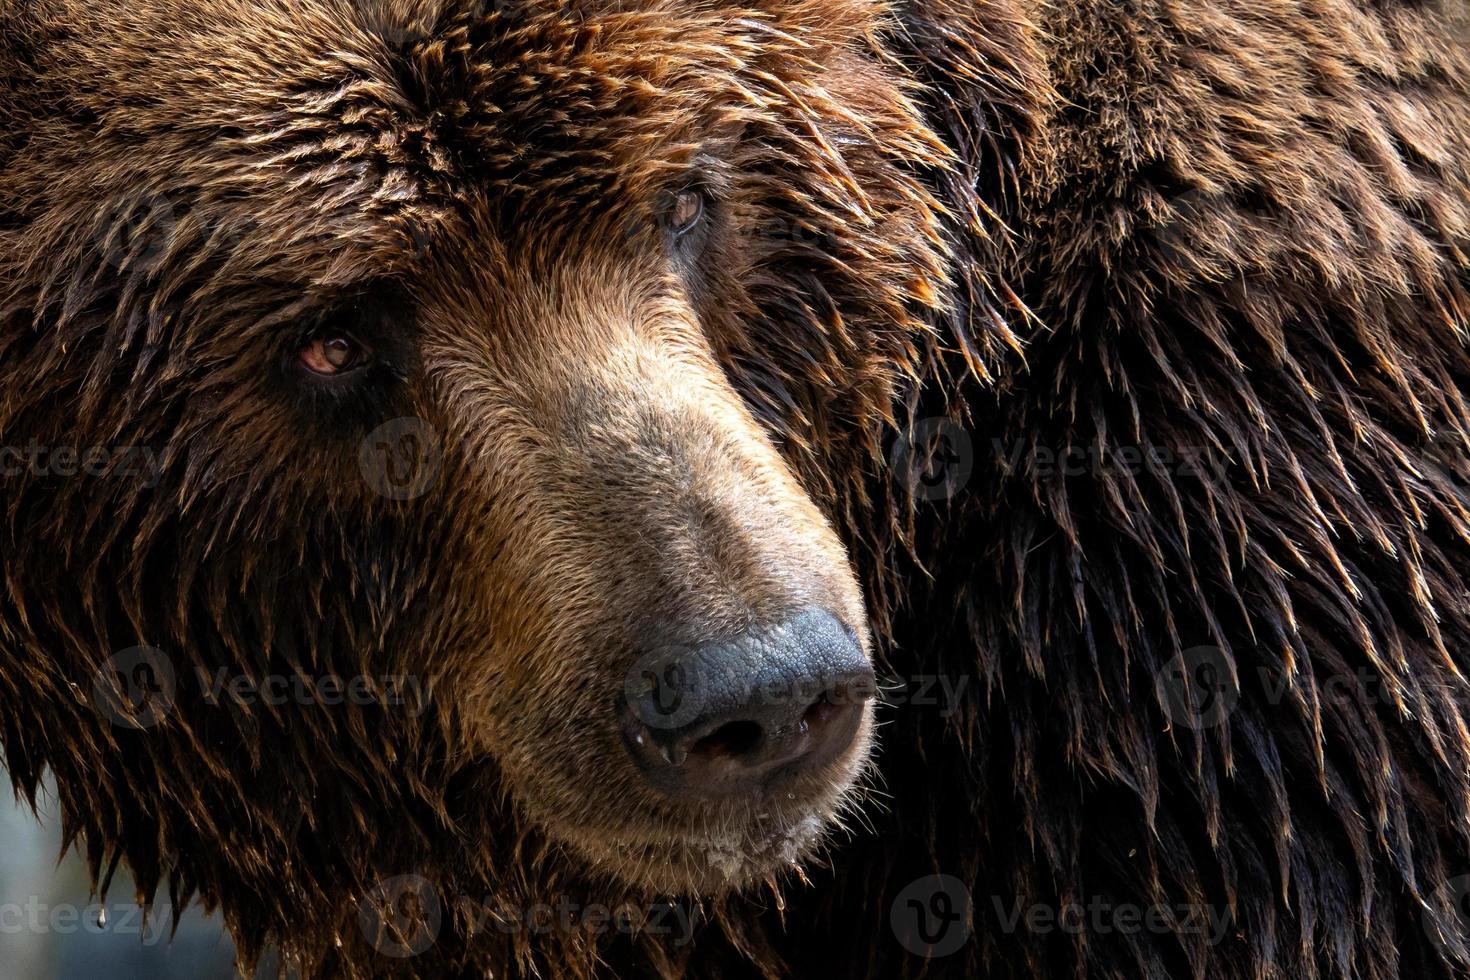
[583,805,846,896]
[601,813,835,893]
[544,713,876,896]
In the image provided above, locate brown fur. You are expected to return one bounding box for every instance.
[3,0,1470,977]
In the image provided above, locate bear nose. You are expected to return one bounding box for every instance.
[619,608,876,799]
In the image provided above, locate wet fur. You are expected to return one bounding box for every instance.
[3,0,1470,978]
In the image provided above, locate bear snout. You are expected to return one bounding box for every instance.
[618,608,876,800]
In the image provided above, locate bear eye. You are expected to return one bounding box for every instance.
[299,334,369,376]
[664,188,706,239]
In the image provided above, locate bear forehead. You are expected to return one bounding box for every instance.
[315,7,763,184]
[11,0,923,314]
[42,1,871,283]
[94,3,832,197]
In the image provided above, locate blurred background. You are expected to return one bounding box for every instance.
[0,770,238,979]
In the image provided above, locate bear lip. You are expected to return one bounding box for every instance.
[579,810,840,895]
[538,708,875,895]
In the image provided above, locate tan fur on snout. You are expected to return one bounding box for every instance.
[417,234,873,892]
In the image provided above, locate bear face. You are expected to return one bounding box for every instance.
[11,0,1470,977]
[0,0,952,944]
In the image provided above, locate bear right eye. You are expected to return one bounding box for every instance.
[665,189,706,239]
[298,334,371,377]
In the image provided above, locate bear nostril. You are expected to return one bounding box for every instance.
[691,720,764,760]
[619,608,874,800]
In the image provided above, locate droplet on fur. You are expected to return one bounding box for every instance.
[634,732,645,746]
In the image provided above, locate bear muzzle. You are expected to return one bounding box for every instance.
[618,607,876,801]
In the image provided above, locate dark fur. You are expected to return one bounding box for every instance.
[3,0,1470,978]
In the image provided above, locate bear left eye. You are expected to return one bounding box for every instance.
[664,188,706,240]
[299,334,369,376]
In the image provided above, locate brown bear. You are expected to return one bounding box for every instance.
[2,0,1469,977]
